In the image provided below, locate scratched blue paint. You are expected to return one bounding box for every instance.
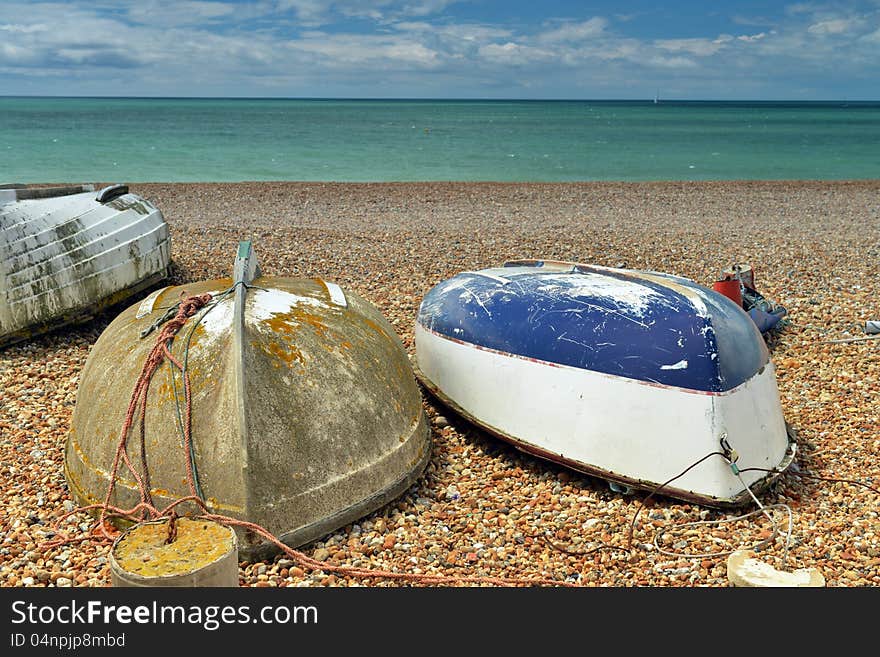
[417,263,769,392]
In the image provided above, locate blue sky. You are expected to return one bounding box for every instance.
[1,0,878,99]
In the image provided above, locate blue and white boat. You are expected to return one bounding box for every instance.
[414,259,796,507]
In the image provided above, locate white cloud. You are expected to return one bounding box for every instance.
[274,0,460,25]
[647,55,698,69]
[392,21,433,31]
[289,33,442,68]
[0,23,52,34]
[0,3,281,80]
[434,23,512,41]
[656,31,767,56]
[478,42,554,66]
[537,18,608,44]
[655,38,727,56]
[1,43,34,63]
[807,17,863,35]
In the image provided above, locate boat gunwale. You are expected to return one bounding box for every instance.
[415,322,769,398]
[0,184,96,202]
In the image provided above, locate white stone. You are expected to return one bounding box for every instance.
[727,550,824,587]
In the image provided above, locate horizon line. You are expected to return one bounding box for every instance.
[1,95,878,103]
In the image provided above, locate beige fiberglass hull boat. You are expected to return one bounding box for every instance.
[65,241,431,559]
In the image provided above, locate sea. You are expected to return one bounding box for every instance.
[2,97,879,183]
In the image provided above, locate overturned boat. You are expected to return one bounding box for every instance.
[415,259,796,507]
[0,183,170,348]
[65,241,431,558]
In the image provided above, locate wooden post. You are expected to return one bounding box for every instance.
[110,517,239,587]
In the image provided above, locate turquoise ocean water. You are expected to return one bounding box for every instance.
[2,97,879,183]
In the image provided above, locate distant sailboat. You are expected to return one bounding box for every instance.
[654,89,660,104]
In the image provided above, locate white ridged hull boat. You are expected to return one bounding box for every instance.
[0,183,171,347]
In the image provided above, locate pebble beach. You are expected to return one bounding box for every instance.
[1,179,878,588]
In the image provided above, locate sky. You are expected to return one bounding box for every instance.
[1,0,878,99]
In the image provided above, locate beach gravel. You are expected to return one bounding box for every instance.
[1,180,878,587]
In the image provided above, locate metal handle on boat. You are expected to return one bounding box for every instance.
[96,184,129,203]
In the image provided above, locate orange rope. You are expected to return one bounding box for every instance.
[47,291,580,588]
[96,291,211,538]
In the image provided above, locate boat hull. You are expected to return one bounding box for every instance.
[415,260,795,506]
[66,247,431,558]
[0,184,170,347]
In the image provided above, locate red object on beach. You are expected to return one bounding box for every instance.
[712,279,743,307]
